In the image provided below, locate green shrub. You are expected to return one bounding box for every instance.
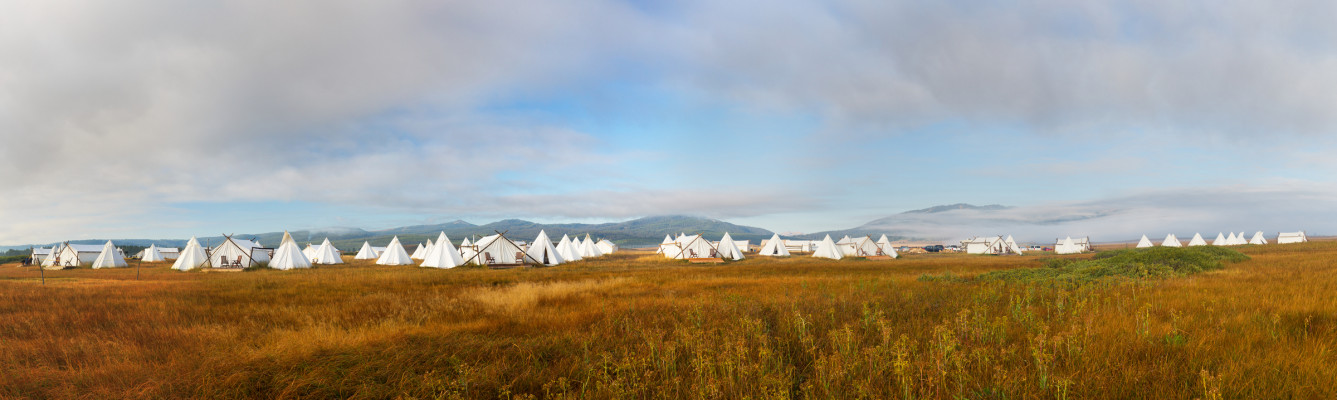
[976,247,1248,284]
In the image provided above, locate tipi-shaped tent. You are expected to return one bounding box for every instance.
[311,238,343,265]
[556,234,583,262]
[90,241,128,269]
[354,241,379,260]
[141,244,166,262]
[1249,231,1268,245]
[269,231,312,270]
[812,235,843,260]
[1055,237,1080,254]
[579,235,604,258]
[376,236,414,265]
[421,232,464,269]
[301,244,317,259]
[172,237,209,271]
[464,233,541,266]
[715,233,745,261]
[1161,234,1182,247]
[1187,233,1207,246]
[1231,232,1248,246]
[1211,233,1227,246]
[1004,235,1025,255]
[459,237,477,262]
[410,241,430,260]
[1224,232,1239,246]
[757,233,791,256]
[525,230,565,266]
[655,234,674,255]
[875,235,899,258]
[1136,235,1154,248]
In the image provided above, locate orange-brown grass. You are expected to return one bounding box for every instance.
[0,243,1334,399]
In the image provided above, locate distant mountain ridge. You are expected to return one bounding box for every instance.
[901,203,1011,214]
[2,215,774,251]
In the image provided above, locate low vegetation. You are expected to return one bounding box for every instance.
[924,246,1250,284]
[0,242,1333,398]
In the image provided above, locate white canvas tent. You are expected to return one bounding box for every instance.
[421,232,464,269]
[172,237,209,271]
[526,230,565,266]
[1188,233,1207,246]
[715,233,745,261]
[1231,232,1248,246]
[1055,236,1092,254]
[556,235,583,262]
[90,241,128,269]
[1249,231,1268,245]
[1136,235,1154,248]
[812,235,843,260]
[1161,234,1182,247]
[961,237,999,254]
[301,244,318,260]
[579,235,604,258]
[963,236,1020,255]
[668,235,719,260]
[1277,231,1308,244]
[757,233,791,256]
[784,240,815,252]
[596,239,615,255]
[839,236,881,257]
[1224,232,1239,246]
[44,243,105,268]
[208,236,269,268]
[31,247,52,265]
[465,234,541,266]
[1211,233,1227,246]
[1004,235,1025,254]
[410,240,430,260]
[875,235,899,258]
[376,236,414,265]
[141,244,166,262]
[459,237,477,262]
[311,238,343,265]
[654,234,674,255]
[269,231,312,270]
[353,241,379,260]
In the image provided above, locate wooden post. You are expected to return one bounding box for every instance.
[39,263,45,285]
[136,258,141,280]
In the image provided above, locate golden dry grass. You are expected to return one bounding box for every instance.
[0,242,1334,399]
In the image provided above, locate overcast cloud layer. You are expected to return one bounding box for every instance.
[3,1,1336,244]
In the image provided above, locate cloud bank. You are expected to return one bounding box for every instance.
[855,183,1334,243]
[3,1,1337,243]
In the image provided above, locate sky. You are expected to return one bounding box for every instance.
[3,0,1337,245]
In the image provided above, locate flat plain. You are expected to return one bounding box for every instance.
[1,242,1334,399]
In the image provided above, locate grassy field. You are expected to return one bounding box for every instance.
[0,242,1334,399]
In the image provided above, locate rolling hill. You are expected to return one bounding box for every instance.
[4,216,775,251]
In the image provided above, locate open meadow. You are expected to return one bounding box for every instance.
[1,242,1335,399]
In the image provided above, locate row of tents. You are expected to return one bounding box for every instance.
[35,230,618,271]
[1136,231,1308,248]
[659,233,899,261]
